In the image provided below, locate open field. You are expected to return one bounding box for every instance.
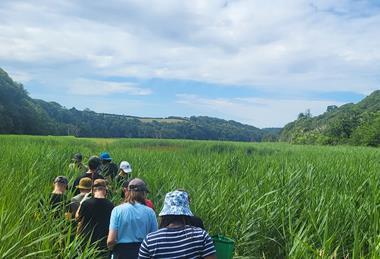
[0,135,380,258]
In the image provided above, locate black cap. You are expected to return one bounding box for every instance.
[88,156,101,170]
[54,176,68,185]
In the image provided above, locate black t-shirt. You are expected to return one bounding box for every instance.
[41,193,68,218]
[72,172,104,194]
[77,198,114,250]
[50,193,66,209]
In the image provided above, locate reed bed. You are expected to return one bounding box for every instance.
[0,135,379,258]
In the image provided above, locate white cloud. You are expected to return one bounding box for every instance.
[68,79,152,96]
[0,0,379,95]
[176,94,345,128]
[0,0,379,126]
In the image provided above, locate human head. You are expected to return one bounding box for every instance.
[53,176,68,192]
[159,190,193,228]
[119,161,132,174]
[73,153,83,163]
[100,152,112,164]
[124,178,148,204]
[88,156,101,171]
[76,177,92,193]
[93,179,107,196]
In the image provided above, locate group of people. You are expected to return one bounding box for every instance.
[46,152,216,259]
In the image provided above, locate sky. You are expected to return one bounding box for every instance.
[0,0,379,128]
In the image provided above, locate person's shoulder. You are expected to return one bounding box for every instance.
[51,193,64,199]
[146,228,166,239]
[71,194,82,202]
[113,202,128,211]
[82,197,96,206]
[185,226,207,235]
[104,199,114,207]
[138,203,155,213]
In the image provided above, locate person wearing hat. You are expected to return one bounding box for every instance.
[176,189,205,230]
[76,179,114,256]
[115,161,132,182]
[107,178,157,259]
[69,153,87,174]
[41,176,70,219]
[50,176,69,209]
[99,152,119,180]
[120,180,155,211]
[72,156,104,195]
[68,177,92,217]
[138,190,216,259]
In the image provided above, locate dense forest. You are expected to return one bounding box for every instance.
[280,90,380,147]
[0,68,278,141]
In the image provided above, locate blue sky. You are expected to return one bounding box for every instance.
[0,0,379,127]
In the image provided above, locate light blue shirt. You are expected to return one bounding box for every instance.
[109,202,158,244]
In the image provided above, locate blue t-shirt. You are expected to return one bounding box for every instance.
[138,226,216,259]
[109,202,158,244]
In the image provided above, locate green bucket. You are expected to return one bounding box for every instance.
[212,235,235,259]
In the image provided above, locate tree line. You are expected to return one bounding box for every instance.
[0,68,278,142]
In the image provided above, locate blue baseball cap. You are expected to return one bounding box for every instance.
[99,152,112,161]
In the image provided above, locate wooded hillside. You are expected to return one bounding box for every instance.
[0,68,275,141]
[280,90,380,146]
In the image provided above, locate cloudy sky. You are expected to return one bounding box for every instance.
[1,0,379,127]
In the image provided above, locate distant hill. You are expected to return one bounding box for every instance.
[0,68,274,142]
[280,90,380,146]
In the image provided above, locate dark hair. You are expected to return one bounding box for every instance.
[88,156,101,170]
[159,215,191,228]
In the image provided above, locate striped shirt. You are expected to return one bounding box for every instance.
[138,226,216,259]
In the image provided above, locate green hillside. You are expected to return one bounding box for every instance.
[0,68,269,141]
[280,90,380,146]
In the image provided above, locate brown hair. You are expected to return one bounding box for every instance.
[124,189,146,205]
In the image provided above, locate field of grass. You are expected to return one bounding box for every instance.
[0,135,380,258]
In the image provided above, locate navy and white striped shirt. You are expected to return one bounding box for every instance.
[138,226,216,259]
